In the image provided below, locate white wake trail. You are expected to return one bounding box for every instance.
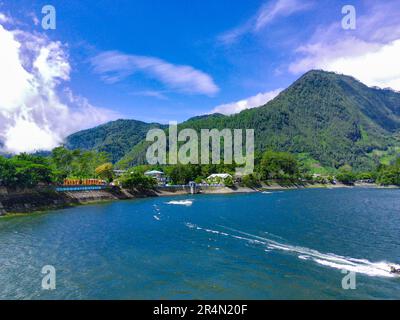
[185,223,400,278]
[166,200,193,206]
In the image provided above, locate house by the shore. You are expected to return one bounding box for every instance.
[206,173,232,185]
[144,170,167,185]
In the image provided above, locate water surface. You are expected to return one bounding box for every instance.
[0,188,399,299]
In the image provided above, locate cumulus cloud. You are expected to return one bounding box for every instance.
[0,12,12,24]
[218,0,314,45]
[0,23,119,154]
[289,1,400,90]
[210,89,282,115]
[91,51,219,96]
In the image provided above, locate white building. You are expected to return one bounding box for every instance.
[144,170,167,185]
[207,173,232,180]
[206,173,232,185]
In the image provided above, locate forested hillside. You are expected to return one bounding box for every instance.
[66,71,400,171]
[65,119,166,163]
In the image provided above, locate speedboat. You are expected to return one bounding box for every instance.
[390,266,400,275]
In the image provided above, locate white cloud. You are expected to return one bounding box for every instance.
[318,40,400,90]
[210,89,282,115]
[27,12,40,26]
[0,12,12,24]
[0,23,119,154]
[91,51,219,96]
[217,23,251,46]
[130,90,168,100]
[219,0,313,45]
[255,0,312,31]
[289,1,400,90]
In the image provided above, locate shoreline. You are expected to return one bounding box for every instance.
[0,183,398,217]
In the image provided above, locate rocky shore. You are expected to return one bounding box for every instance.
[0,185,258,215]
[0,186,136,216]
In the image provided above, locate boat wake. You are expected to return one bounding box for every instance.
[167,200,193,206]
[152,204,162,220]
[184,223,400,278]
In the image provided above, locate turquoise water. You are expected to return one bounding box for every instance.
[0,188,399,299]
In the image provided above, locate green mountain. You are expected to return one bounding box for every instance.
[66,70,400,171]
[65,119,166,163]
[186,71,400,168]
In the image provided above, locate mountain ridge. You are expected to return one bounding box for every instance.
[65,119,167,163]
[65,70,400,171]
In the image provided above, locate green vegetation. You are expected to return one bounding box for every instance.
[241,174,261,188]
[296,153,335,175]
[66,119,166,163]
[120,171,157,191]
[1,146,399,190]
[335,165,357,185]
[165,164,200,185]
[95,163,114,182]
[376,158,400,185]
[368,146,400,166]
[223,176,234,187]
[50,147,110,182]
[0,154,53,188]
[110,71,400,171]
[0,147,111,188]
[259,150,299,180]
[3,71,400,190]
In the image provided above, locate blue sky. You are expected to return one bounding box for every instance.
[1,0,400,152]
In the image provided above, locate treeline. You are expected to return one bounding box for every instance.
[122,151,302,187]
[375,159,400,185]
[127,149,400,187]
[314,160,400,186]
[123,163,238,185]
[0,147,111,188]
[1,146,399,189]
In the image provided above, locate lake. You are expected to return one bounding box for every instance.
[0,188,399,299]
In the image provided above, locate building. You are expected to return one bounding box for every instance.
[144,170,167,185]
[207,173,232,179]
[206,173,232,185]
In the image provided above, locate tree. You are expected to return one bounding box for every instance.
[51,146,75,178]
[1,147,117,188]
[5,154,54,188]
[224,176,234,187]
[166,164,201,185]
[14,163,53,187]
[336,171,356,185]
[356,171,375,181]
[376,164,400,186]
[259,151,299,180]
[51,147,111,179]
[241,174,260,188]
[338,164,352,172]
[0,156,17,187]
[95,163,114,182]
[120,171,157,191]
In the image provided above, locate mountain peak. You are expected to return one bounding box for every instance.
[66,70,400,171]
